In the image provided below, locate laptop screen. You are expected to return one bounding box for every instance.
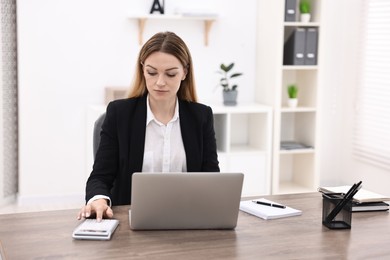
[130,172,244,230]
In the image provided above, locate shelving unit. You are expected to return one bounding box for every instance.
[210,103,273,197]
[256,0,322,194]
[128,14,217,46]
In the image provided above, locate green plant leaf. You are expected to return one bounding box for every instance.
[220,64,228,72]
[217,62,242,90]
[299,0,311,13]
[287,85,298,98]
[230,73,243,79]
[221,63,234,72]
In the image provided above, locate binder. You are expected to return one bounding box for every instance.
[284,0,297,22]
[305,28,318,65]
[283,28,306,65]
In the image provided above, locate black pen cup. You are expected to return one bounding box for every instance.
[322,193,352,229]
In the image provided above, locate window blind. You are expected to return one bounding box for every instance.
[353,0,390,169]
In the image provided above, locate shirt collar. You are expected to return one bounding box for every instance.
[146,95,179,126]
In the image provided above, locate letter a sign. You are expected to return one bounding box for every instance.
[150,0,165,14]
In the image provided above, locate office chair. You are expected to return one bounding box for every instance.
[93,113,106,158]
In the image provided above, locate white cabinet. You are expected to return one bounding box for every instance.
[210,104,272,196]
[256,0,322,194]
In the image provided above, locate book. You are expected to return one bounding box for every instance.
[352,201,389,212]
[280,141,313,150]
[318,185,390,203]
[239,198,302,220]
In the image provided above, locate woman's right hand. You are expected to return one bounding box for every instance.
[77,198,114,222]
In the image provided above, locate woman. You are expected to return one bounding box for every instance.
[78,31,220,221]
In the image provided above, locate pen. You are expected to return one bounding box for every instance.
[325,181,362,222]
[252,200,286,209]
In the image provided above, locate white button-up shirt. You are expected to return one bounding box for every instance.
[142,96,187,172]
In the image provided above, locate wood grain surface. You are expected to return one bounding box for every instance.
[0,193,389,259]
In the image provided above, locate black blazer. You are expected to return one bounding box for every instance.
[86,95,220,205]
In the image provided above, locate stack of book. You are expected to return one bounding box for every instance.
[280,141,313,150]
[318,185,390,212]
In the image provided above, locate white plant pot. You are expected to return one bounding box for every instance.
[300,13,311,23]
[288,98,298,108]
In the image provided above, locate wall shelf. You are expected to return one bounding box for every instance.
[128,14,217,46]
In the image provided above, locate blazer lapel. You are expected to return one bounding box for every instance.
[179,100,200,171]
[128,96,147,173]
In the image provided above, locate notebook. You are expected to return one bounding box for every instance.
[318,185,390,203]
[239,198,302,220]
[129,172,244,230]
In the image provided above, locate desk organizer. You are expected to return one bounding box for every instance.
[322,193,352,229]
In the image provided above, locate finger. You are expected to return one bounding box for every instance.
[105,206,114,219]
[84,204,92,218]
[95,207,104,222]
[77,206,87,220]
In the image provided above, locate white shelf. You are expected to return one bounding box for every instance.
[256,0,322,195]
[279,148,315,155]
[128,14,218,20]
[280,107,316,112]
[212,103,273,196]
[210,103,272,114]
[284,22,320,27]
[283,65,318,70]
[128,14,217,46]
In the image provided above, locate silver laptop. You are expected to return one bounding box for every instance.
[130,172,244,230]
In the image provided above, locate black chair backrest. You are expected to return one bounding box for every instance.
[93,113,106,159]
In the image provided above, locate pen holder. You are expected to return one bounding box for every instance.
[322,193,352,229]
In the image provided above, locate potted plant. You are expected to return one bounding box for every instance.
[299,0,311,22]
[287,84,298,107]
[217,63,243,106]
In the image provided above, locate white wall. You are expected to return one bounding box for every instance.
[0,8,3,204]
[317,0,352,186]
[17,0,390,206]
[17,0,258,205]
[337,0,390,196]
[319,0,390,196]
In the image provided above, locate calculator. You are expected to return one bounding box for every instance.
[72,219,119,240]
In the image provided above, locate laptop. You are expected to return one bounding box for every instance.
[130,172,244,230]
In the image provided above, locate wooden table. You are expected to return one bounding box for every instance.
[0,193,389,259]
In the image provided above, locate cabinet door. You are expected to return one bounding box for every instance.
[228,153,268,197]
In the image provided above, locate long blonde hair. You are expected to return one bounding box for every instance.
[128,31,198,102]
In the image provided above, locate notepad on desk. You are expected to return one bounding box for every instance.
[239,198,302,220]
[318,185,390,203]
[352,201,389,212]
